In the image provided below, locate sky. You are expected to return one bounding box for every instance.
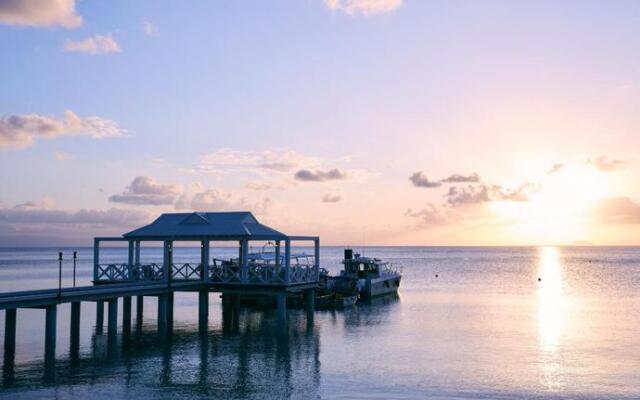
[0,0,639,246]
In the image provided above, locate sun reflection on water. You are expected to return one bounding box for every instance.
[537,246,568,389]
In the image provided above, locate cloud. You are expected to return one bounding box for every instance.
[586,155,628,172]
[0,110,125,149]
[441,173,480,183]
[109,176,181,206]
[0,205,148,227]
[446,183,539,206]
[0,201,150,245]
[547,163,565,174]
[324,0,402,15]
[0,0,82,28]
[64,34,121,54]
[409,171,441,188]
[142,20,157,36]
[175,184,271,216]
[295,168,348,182]
[593,197,640,224]
[322,194,342,203]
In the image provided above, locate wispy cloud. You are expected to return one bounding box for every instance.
[0,110,125,149]
[409,171,441,188]
[0,0,82,28]
[64,34,121,54]
[192,148,320,177]
[405,203,450,227]
[547,163,565,174]
[142,20,158,36]
[109,176,181,206]
[53,151,70,161]
[585,155,628,172]
[446,183,539,206]
[593,197,640,224]
[322,193,342,203]
[441,173,480,183]
[324,0,402,15]
[294,168,348,182]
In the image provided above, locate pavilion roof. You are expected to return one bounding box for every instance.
[123,211,288,240]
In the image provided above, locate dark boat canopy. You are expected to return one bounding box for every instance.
[123,211,289,241]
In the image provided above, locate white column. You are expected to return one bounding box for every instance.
[128,240,134,281]
[240,240,249,283]
[314,238,320,281]
[163,240,172,283]
[201,240,210,282]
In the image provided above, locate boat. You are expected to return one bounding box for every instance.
[337,249,401,298]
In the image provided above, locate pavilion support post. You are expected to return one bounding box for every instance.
[134,240,141,266]
[198,290,208,333]
[201,240,210,282]
[127,240,134,281]
[122,296,132,337]
[284,239,291,285]
[93,238,100,282]
[70,302,81,352]
[163,240,172,284]
[275,241,281,268]
[44,305,57,364]
[96,301,104,334]
[108,298,118,340]
[136,295,144,328]
[4,309,16,359]
[276,292,287,324]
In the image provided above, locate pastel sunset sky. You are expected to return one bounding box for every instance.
[1,0,639,246]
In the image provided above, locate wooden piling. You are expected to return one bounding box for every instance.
[108,298,118,339]
[157,294,167,337]
[44,305,57,363]
[198,290,208,333]
[96,301,104,334]
[70,302,81,352]
[276,292,287,322]
[136,295,144,328]
[122,296,131,337]
[4,309,16,358]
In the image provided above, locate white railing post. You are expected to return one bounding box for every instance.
[314,238,320,282]
[93,238,100,283]
[284,239,291,285]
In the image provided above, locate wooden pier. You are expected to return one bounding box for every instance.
[0,212,320,368]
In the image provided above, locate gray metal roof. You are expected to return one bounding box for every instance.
[123,212,288,240]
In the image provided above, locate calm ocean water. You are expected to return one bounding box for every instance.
[0,246,639,399]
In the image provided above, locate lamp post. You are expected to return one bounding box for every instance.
[73,251,77,288]
[58,252,63,301]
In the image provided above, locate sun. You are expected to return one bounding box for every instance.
[489,163,611,244]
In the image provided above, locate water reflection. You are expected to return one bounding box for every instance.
[1,309,321,399]
[537,247,567,389]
